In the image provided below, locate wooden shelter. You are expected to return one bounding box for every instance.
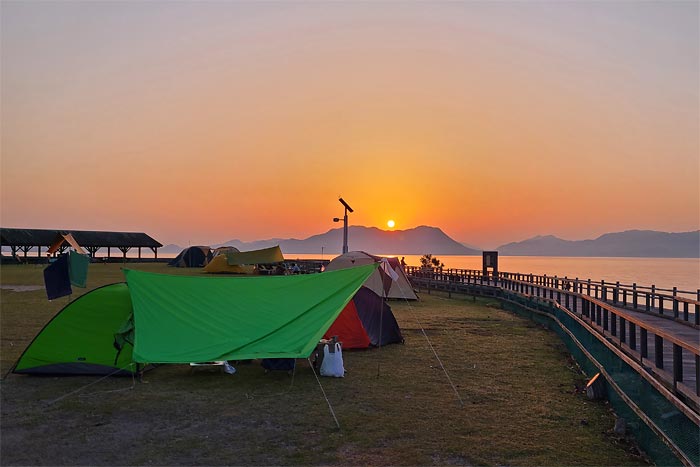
[0,228,162,260]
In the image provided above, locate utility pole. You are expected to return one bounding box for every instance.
[333,197,354,254]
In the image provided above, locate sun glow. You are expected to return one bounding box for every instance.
[387,219,395,229]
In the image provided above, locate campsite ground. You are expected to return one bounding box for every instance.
[1,263,649,466]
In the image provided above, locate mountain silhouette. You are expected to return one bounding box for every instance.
[496,230,700,257]
[216,225,479,255]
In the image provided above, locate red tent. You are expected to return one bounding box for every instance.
[323,286,403,349]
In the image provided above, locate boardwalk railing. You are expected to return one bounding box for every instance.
[404,267,700,326]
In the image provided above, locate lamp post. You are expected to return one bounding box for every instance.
[333,197,354,254]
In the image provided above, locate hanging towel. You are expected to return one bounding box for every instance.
[43,254,72,300]
[68,251,89,288]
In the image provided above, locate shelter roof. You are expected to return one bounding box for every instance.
[1,228,162,248]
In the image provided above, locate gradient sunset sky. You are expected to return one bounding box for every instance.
[2,1,698,249]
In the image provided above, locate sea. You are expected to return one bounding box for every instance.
[282,253,700,295]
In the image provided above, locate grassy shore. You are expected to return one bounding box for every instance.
[0,263,648,465]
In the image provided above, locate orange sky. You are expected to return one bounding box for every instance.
[1,2,698,249]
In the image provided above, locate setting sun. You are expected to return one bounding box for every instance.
[387,220,395,229]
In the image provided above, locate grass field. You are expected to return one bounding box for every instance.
[0,263,649,466]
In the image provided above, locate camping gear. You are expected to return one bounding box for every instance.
[325,251,418,300]
[168,246,212,267]
[13,264,377,375]
[203,245,284,274]
[323,286,404,349]
[320,342,345,377]
[43,254,72,300]
[68,251,89,288]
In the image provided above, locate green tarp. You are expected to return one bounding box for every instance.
[15,264,377,375]
[125,263,375,363]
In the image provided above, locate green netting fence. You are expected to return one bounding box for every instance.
[498,290,699,467]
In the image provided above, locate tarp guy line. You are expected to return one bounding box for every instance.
[46,363,137,406]
[394,273,465,407]
[307,357,341,429]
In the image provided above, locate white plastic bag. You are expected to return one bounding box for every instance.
[320,342,345,377]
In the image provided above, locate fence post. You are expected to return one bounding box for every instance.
[655,335,664,369]
[672,344,683,390]
[672,287,678,319]
[640,328,648,360]
[629,323,636,350]
[632,283,638,309]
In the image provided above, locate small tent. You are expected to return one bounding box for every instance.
[13,264,376,375]
[168,246,212,268]
[325,251,418,300]
[212,246,240,256]
[323,286,403,349]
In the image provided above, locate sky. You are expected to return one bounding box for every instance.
[2,1,698,249]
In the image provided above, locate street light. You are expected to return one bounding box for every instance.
[333,197,354,254]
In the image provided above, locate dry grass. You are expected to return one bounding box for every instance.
[0,263,649,466]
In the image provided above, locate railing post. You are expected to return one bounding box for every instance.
[587,279,591,296]
[603,308,609,331]
[696,290,699,326]
[629,322,636,350]
[672,287,678,319]
[672,344,682,390]
[655,335,663,369]
[596,305,602,326]
[632,283,638,309]
[610,312,617,336]
[619,316,625,343]
[640,328,648,360]
[646,290,651,312]
[601,280,606,301]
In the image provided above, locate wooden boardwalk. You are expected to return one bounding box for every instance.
[404,268,700,415]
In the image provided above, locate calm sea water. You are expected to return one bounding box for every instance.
[284,253,700,294]
[40,248,696,294]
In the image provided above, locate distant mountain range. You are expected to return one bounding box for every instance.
[213,226,479,255]
[159,228,700,258]
[496,230,700,258]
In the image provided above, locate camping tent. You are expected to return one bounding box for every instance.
[212,246,240,256]
[13,264,377,375]
[323,286,403,349]
[203,245,284,274]
[168,246,212,268]
[325,251,418,300]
